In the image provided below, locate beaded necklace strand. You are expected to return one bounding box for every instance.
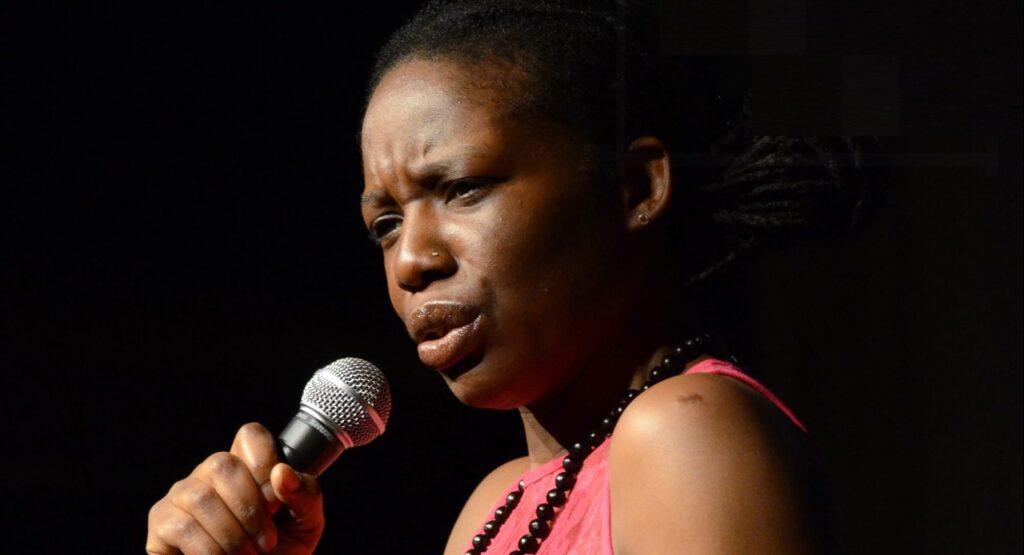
[465,333,728,555]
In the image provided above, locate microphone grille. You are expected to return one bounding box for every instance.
[300,357,392,447]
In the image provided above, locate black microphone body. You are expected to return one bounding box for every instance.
[276,358,392,476]
[278,410,345,476]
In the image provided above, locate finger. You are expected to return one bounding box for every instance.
[148,501,225,555]
[193,451,278,552]
[230,422,279,485]
[169,473,260,555]
[270,463,325,543]
[230,422,283,515]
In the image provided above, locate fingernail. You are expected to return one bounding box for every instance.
[260,481,276,502]
[257,530,273,551]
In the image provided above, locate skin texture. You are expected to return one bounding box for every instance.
[362,58,651,410]
[362,58,826,554]
[146,423,324,555]
[146,56,827,554]
[608,373,827,555]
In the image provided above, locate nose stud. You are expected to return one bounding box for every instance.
[431,251,439,257]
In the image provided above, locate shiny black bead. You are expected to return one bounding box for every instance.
[482,520,498,537]
[615,404,627,415]
[519,534,540,553]
[505,490,521,508]
[547,488,567,507]
[625,389,640,400]
[494,506,509,523]
[562,455,582,474]
[518,479,525,491]
[536,503,554,520]
[529,518,551,538]
[554,471,576,491]
[641,383,650,390]
[588,430,603,447]
[472,533,490,549]
[673,345,689,358]
[570,441,589,457]
[650,366,666,381]
[683,338,696,349]
[599,416,614,433]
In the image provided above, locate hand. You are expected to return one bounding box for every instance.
[146,423,325,555]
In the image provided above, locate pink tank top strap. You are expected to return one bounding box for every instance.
[685,358,808,433]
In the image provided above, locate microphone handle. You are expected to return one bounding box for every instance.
[277,409,346,477]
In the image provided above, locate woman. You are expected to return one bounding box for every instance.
[147,1,874,553]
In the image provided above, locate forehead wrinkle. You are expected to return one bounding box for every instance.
[408,144,499,183]
[361,143,500,208]
[361,60,510,198]
[365,112,444,184]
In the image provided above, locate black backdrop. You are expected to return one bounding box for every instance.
[3,2,1021,554]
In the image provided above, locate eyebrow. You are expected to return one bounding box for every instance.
[360,190,391,207]
[359,146,497,207]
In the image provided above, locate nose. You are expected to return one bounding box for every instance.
[392,205,456,293]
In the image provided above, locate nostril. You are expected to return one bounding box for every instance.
[420,268,451,286]
[398,268,451,293]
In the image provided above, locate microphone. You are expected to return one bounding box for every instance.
[277,358,392,476]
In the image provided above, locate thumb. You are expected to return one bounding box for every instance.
[270,463,324,542]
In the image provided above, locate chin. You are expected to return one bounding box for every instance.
[444,376,521,411]
[439,354,524,410]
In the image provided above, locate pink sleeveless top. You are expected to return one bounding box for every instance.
[468,358,806,555]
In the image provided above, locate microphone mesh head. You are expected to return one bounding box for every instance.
[300,358,391,447]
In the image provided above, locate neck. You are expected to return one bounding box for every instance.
[516,289,701,468]
[517,344,669,467]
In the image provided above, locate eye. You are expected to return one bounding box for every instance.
[445,178,496,204]
[367,214,402,247]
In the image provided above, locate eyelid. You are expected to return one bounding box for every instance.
[367,213,402,246]
[444,177,499,202]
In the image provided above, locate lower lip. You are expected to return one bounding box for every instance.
[417,315,483,370]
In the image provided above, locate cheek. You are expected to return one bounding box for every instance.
[382,255,407,318]
[480,189,617,306]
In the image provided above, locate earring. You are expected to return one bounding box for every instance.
[637,213,651,225]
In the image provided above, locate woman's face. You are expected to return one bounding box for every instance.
[360,58,640,409]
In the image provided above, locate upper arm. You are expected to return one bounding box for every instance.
[443,457,530,555]
[609,373,831,555]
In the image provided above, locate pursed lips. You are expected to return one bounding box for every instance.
[407,300,480,344]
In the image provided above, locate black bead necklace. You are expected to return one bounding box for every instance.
[465,334,728,555]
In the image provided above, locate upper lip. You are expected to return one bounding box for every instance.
[407,300,480,344]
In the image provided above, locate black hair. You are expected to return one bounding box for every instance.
[365,0,880,288]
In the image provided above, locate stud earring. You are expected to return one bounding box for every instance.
[637,213,651,225]
[431,251,439,257]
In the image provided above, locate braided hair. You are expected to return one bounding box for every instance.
[365,0,880,289]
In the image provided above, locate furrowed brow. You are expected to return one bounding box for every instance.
[359,146,498,207]
[359,190,392,207]
[409,147,496,180]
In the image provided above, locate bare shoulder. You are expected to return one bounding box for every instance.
[443,456,531,555]
[609,372,832,555]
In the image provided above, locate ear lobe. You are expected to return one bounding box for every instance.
[622,136,672,232]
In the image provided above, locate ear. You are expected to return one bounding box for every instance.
[621,136,672,232]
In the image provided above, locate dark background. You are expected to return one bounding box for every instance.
[2,2,1020,554]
